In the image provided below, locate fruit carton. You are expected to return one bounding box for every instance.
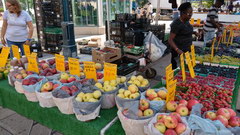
[92,47,121,64]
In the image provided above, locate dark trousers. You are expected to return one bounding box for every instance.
[171,49,178,69]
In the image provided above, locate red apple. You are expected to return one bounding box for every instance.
[216,115,228,127]
[217,108,231,120]
[179,99,188,106]
[46,72,53,76]
[60,79,68,83]
[61,86,70,91]
[187,99,199,110]
[67,76,76,83]
[157,114,167,122]
[42,82,53,91]
[164,116,178,129]
[229,116,239,127]
[154,122,166,134]
[51,68,57,74]
[175,123,186,135]
[139,99,149,111]
[226,108,236,117]
[164,129,177,135]
[22,79,30,85]
[170,112,182,123]
[166,101,178,112]
[205,111,217,120]
[53,84,60,89]
[176,106,189,116]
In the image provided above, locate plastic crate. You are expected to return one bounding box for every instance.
[112,56,139,76]
[80,47,99,55]
[123,46,144,55]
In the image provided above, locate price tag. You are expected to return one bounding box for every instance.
[166,79,177,103]
[210,38,216,61]
[0,47,10,68]
[55,54,65,72]
[23,44,31,56]
[166,70,174,89]
[104,62,117,81]
[185,52,195,78]
[165,64,173,85]
[180,54,186,81]
[12,45,21,60]
[27,53,39,73]
[84,61,97,81]
[191,45,196,67]
[68,57,80,76]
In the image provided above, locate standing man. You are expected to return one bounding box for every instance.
[203,0,225,47]
[147,2,153,20]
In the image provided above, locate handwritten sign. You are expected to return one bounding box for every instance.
[0,47,10,68]
[27,53,39,73]
[55,54,65,72]
[84,61,97,81]
[165,64,173,86]
[12,45,21,60]
[166,70,174,89]
[68,57,80,76]
[180,54,186,81]
[104,62,117,81]
[23,44,31,56]
[166,79,177,103]
[185,51,195,78]
[191,45,196,67]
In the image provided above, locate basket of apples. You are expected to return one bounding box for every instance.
[58,72,80,84]
[141,88,167,112]
[115,84,141,110]
[94,80,119,109]
[144,113,191,135]
[52,82,82,114]
[35,80,62,108]
[22,75,46,102]
[118,99,155,135]
[127,75,150,92]
[73,90,102,121]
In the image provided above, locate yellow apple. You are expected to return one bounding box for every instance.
[137,75,144,82]
[104,81,110,86]
[128,81,133,84]
[142,79,149,86]
[134,93,140,97]
[133,80,141,86]
[157,90,167,100]
[83,93,93,102]
[117,93,125,98]
[124,90,131,97]
[77,92,85,98]
[104,85,112,92]
[88,98,98,102]
[116,78,121,84]
[120,76,127,83]
[153,97,162,101]
[93,90,102,99]
[128,84,138,93]
[95,83,103,89]
[118,89,125,94]
[129,94,138,99]
[75,96,83,102]
[130,76,137,81]
[110,80,117,87]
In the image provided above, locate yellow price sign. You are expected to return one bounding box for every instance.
[55,54,65,72]
[165,64,173,86]
[104,62,117,81]
[210,38,216,61]
[0,47,10,68]
[68,57,80,76]
[27,54,39,73]
[23,44,31,56]
[166,79,177,103]
[84,61,97,81]
[166,70,174,89]
[191,45,196,67]
[12,45,21,60]
[180,54,186,81]
[185,51,195,78]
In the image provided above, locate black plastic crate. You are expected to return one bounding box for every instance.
[112,56,139,76]
[80,47,100,55]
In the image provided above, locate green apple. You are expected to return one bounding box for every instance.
[93,90,102,99]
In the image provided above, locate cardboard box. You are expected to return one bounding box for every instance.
[92,47,121,64]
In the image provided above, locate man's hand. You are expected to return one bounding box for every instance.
[24,40,31,45]
[176,49,184,55]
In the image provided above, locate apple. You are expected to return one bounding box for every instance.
[67,76,76,83]
[136,75,144,82]
[70,85,78,94]
[229,116,239,127]
[41,63,49,69]
[77,92,84,98]
[22,79,30,85]
[170,112,182,123]
[216,115,228,126]
[179,99,188,106]
[83,93,93,102]
[75,96,82,102]
[22,73,28,78]
[93,90,101,99]
[175,123,186,134]
[157,114,167,122]
[166,101,178,112]
[205,111,217,120]
[187,99,199,110]
[217,108,231,120]
[50,68,57,74]
[60,79,68,83]
[143,109,154,116]
[61,86,70,91]
[147,91,158,101]
[139,99,150,111]
[157,90,167,99]
[88,98,98,102]
[146,89,155,96]
[42,82,53,91]
[120,76,126,83]
[60,72,69,80]
[118,89,125,94]
[95,83,103,89]
[117,93,125,98]
[164,116,178,129]
[176,106,189,116]
[137,109,143,117]
[153,97,162,101]
[154,122,166,134]
[16,74,23,79]
[46,72,53,76]
[124,90,131,97]
[53,84,60,89]
[95,63,102,70]
[129,94,138,99]
[227,108,236,117]
[164,129,177,135]
[128,84,138,93]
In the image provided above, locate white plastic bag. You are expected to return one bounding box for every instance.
[36,91,56,108]
[118,110,152,135]
[52,96,74,114]
[24,91,38,102]
[14,81,24,94]
[144,32,167,62]
[144,113,191,135]
[74,105,101,122]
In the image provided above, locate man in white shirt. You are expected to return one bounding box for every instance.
[147,2,153,19]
